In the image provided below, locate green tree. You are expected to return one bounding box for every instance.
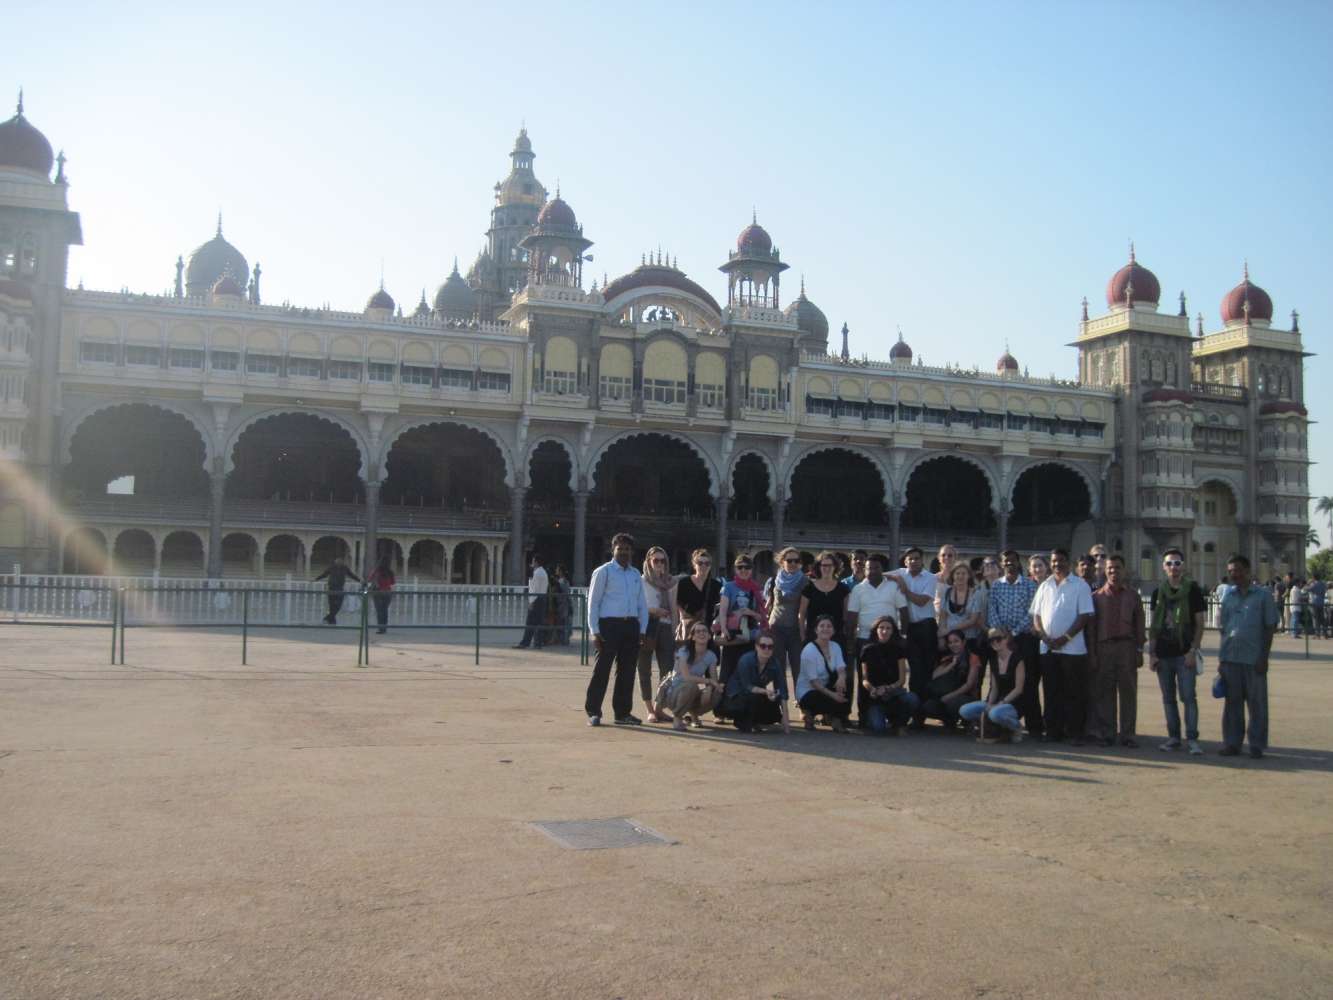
[1309,548,1333,582]
[1316,496,1333,541]
[1307,527,1321,549]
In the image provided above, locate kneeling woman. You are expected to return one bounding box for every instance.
[667,622,724,731]
[859,616,920,734]
[914,628,982,731]
[960,627,1027,742]
[797,615,852,732]
[719,634,789,733]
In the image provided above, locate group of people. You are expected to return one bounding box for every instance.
[1261,573,1329,639]
[581,535,1279,759]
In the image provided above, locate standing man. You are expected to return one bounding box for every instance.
[1089,554,1144,747]
[584,533,649,727]
[1149,548,1207,755]
[1030,548,1095,745]
[314,555,360,625]
[987,550,1041,737]
[513,553,549,649]
[1217,554,1278,758]
[1309,574,1328,639]
[845,553,909,722]
[892,547,939,701]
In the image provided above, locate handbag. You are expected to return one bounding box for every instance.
[1211,671,1227,700]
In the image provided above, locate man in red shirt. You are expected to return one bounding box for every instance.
[1089,554,1145,747]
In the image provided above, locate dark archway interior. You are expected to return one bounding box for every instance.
[591,435,712,518]
[382,423,508,509]
[227,414,363,502]
[1010,463,1091,526]
[902,457,996,533]
[528,441,573,509]
[66,405,208,499]
[789,449,887,525]
[730,454,773,521]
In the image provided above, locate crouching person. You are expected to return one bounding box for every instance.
[859,616,919,734]
[960,627,1027,743]
[719,633,790,733]
[797,615,853,733]
[667,622,724,731]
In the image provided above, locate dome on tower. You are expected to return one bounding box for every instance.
[890,335,913,361]
[0,93,54,177]
[513,127,532,154]
[1105,246,1161,308]
[1220,265,1274,324]
[211,272,244,298]
[366,287,394,312]
[434,261,477,319]
[536,195,578,230]
[784,283,829,345]
[736,218,773,256]
[187,218,249,297]
[997,350,1019,372]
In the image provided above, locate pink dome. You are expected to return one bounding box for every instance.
[1221,266,1274,323]
[737,221,772,255]
[1106,247,1161,307]
[0,95,54,176]
[997,351,1019,372]
[890,337,913,361]
[537,196,577,229]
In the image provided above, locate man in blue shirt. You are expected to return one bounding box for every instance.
[987,549,1042,736]
[1309,576,1328,638]
[1217,554,1279,758]
[584,532,650,726]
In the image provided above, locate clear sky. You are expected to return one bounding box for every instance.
[12,1,1332,545]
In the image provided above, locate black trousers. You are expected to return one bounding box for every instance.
[585,618,640,719]
[325,591,345,622]
[905,620,939,698]
[1042,652,1089,740]
[372,593,391,628]
[517,595,547,648]
[730,692,782,732]
[799,689,851,721]
[1016,632,1044,735]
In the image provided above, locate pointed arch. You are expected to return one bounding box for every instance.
[524,433,581,492]
[62,399,214,470]
[224,407,370,480]
[1195,472,1246,522]
[1008,458,1100,519]
[588,429,719,498]
[898,451,999,509]
[380,416,516,487]
[728,448,779,502]
[783,442,890,500]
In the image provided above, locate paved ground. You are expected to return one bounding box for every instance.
[1,625,1330,1000]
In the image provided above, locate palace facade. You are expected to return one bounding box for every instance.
[0,99,1312,586]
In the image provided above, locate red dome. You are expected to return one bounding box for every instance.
[737,221,772,255]
[890,337,913,360]
[537,196,577,229]
[212,273,244,297]
[1106,248,1161,307]
[1221,267,1274,323]
[0,96,54,177]
[366,288,394,311]
[0,277,32,302]
[997,351,1019,372]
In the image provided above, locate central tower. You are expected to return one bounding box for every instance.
[476,128,547,321]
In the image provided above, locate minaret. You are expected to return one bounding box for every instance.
[478,127,547,320]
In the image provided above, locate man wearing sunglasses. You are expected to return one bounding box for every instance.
[1149,548,1206,754]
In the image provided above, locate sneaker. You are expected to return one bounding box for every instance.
[1218,745,1240,756]
[587,715,601,727]
[1120,737,1139,748]
[1248,747,1264,759]
[1010,730,1024,744]
[613,714,643,726]
[1187,740,1203,756]
[1159,738,1182,751]
[689,717,704,730]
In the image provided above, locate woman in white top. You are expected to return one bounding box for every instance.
[796,615,851,732]
[637,546,679,723]
[667,622,723,730]
[937,562,986,640]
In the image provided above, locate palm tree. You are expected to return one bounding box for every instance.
[1317,497,1333,544]
[1307,527,1320,549]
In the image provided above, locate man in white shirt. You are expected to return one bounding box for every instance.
[514,553,550,649]
[845,554,909,724]
[1031,547,1095,745]
[891,546,939,701]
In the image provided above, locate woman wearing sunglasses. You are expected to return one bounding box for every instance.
[960,627,1027,742]
[859,616,919,735]
[667,621,724,730]
[676,548,721,644]
[719,632,789,733]
[796,615,852,732]
[713,553,766,699]
[765,546,809,700]
[638,546,679,723]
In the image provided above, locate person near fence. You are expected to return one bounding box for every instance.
[366,555,395,635]
[859,615,919,735]
[1149,548,1207,755]
[1217,554,1278,759]
[1031,548,1094,745]
[765,547,809,714]
[720,634,789,733]
[676,548,722,644]
[551,565,572,646]
[667,621,723,731]
[796,615,851,732]
[959,627,1027,743]
[891,547,939,703]
[1088,554,1144,747]
[638,546,679,723]
[913,628,981,732]
[514,553,550,650]
[314,556,360,625]
[585,534,649,726]
[1309,574,1329,639]
[987,550,1042,737]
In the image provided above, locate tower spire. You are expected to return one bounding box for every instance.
[1128,239,1135,263]
[216,212,223,237]
[16,87,23,115]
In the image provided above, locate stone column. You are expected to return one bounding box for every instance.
[573,490,589,585]
[363,481,381,575]
[206,471,226,579]
[509,486,528,585]
[889,504,903,566]
[772,488,785,551]
[715,494,729,569]
[997,508,1009,555]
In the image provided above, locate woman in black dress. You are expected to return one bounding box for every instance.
[799,550,850,647]
[675,547,721,644]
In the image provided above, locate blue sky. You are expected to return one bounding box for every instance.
[13,1,1332,543]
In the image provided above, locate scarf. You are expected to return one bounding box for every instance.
[774,566,807,598]
[1152,575,1193,645]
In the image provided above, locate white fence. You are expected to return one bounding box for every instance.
[0,573,584,629]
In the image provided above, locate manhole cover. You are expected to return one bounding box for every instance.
[532,818,676,850]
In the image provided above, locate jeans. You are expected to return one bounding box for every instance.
[959,700,1022,731]
[1220,660,1268,751]
[770,623,804,702]
[865,689,920,732]
[371,592,391,629]
[1155,655,1198,741]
